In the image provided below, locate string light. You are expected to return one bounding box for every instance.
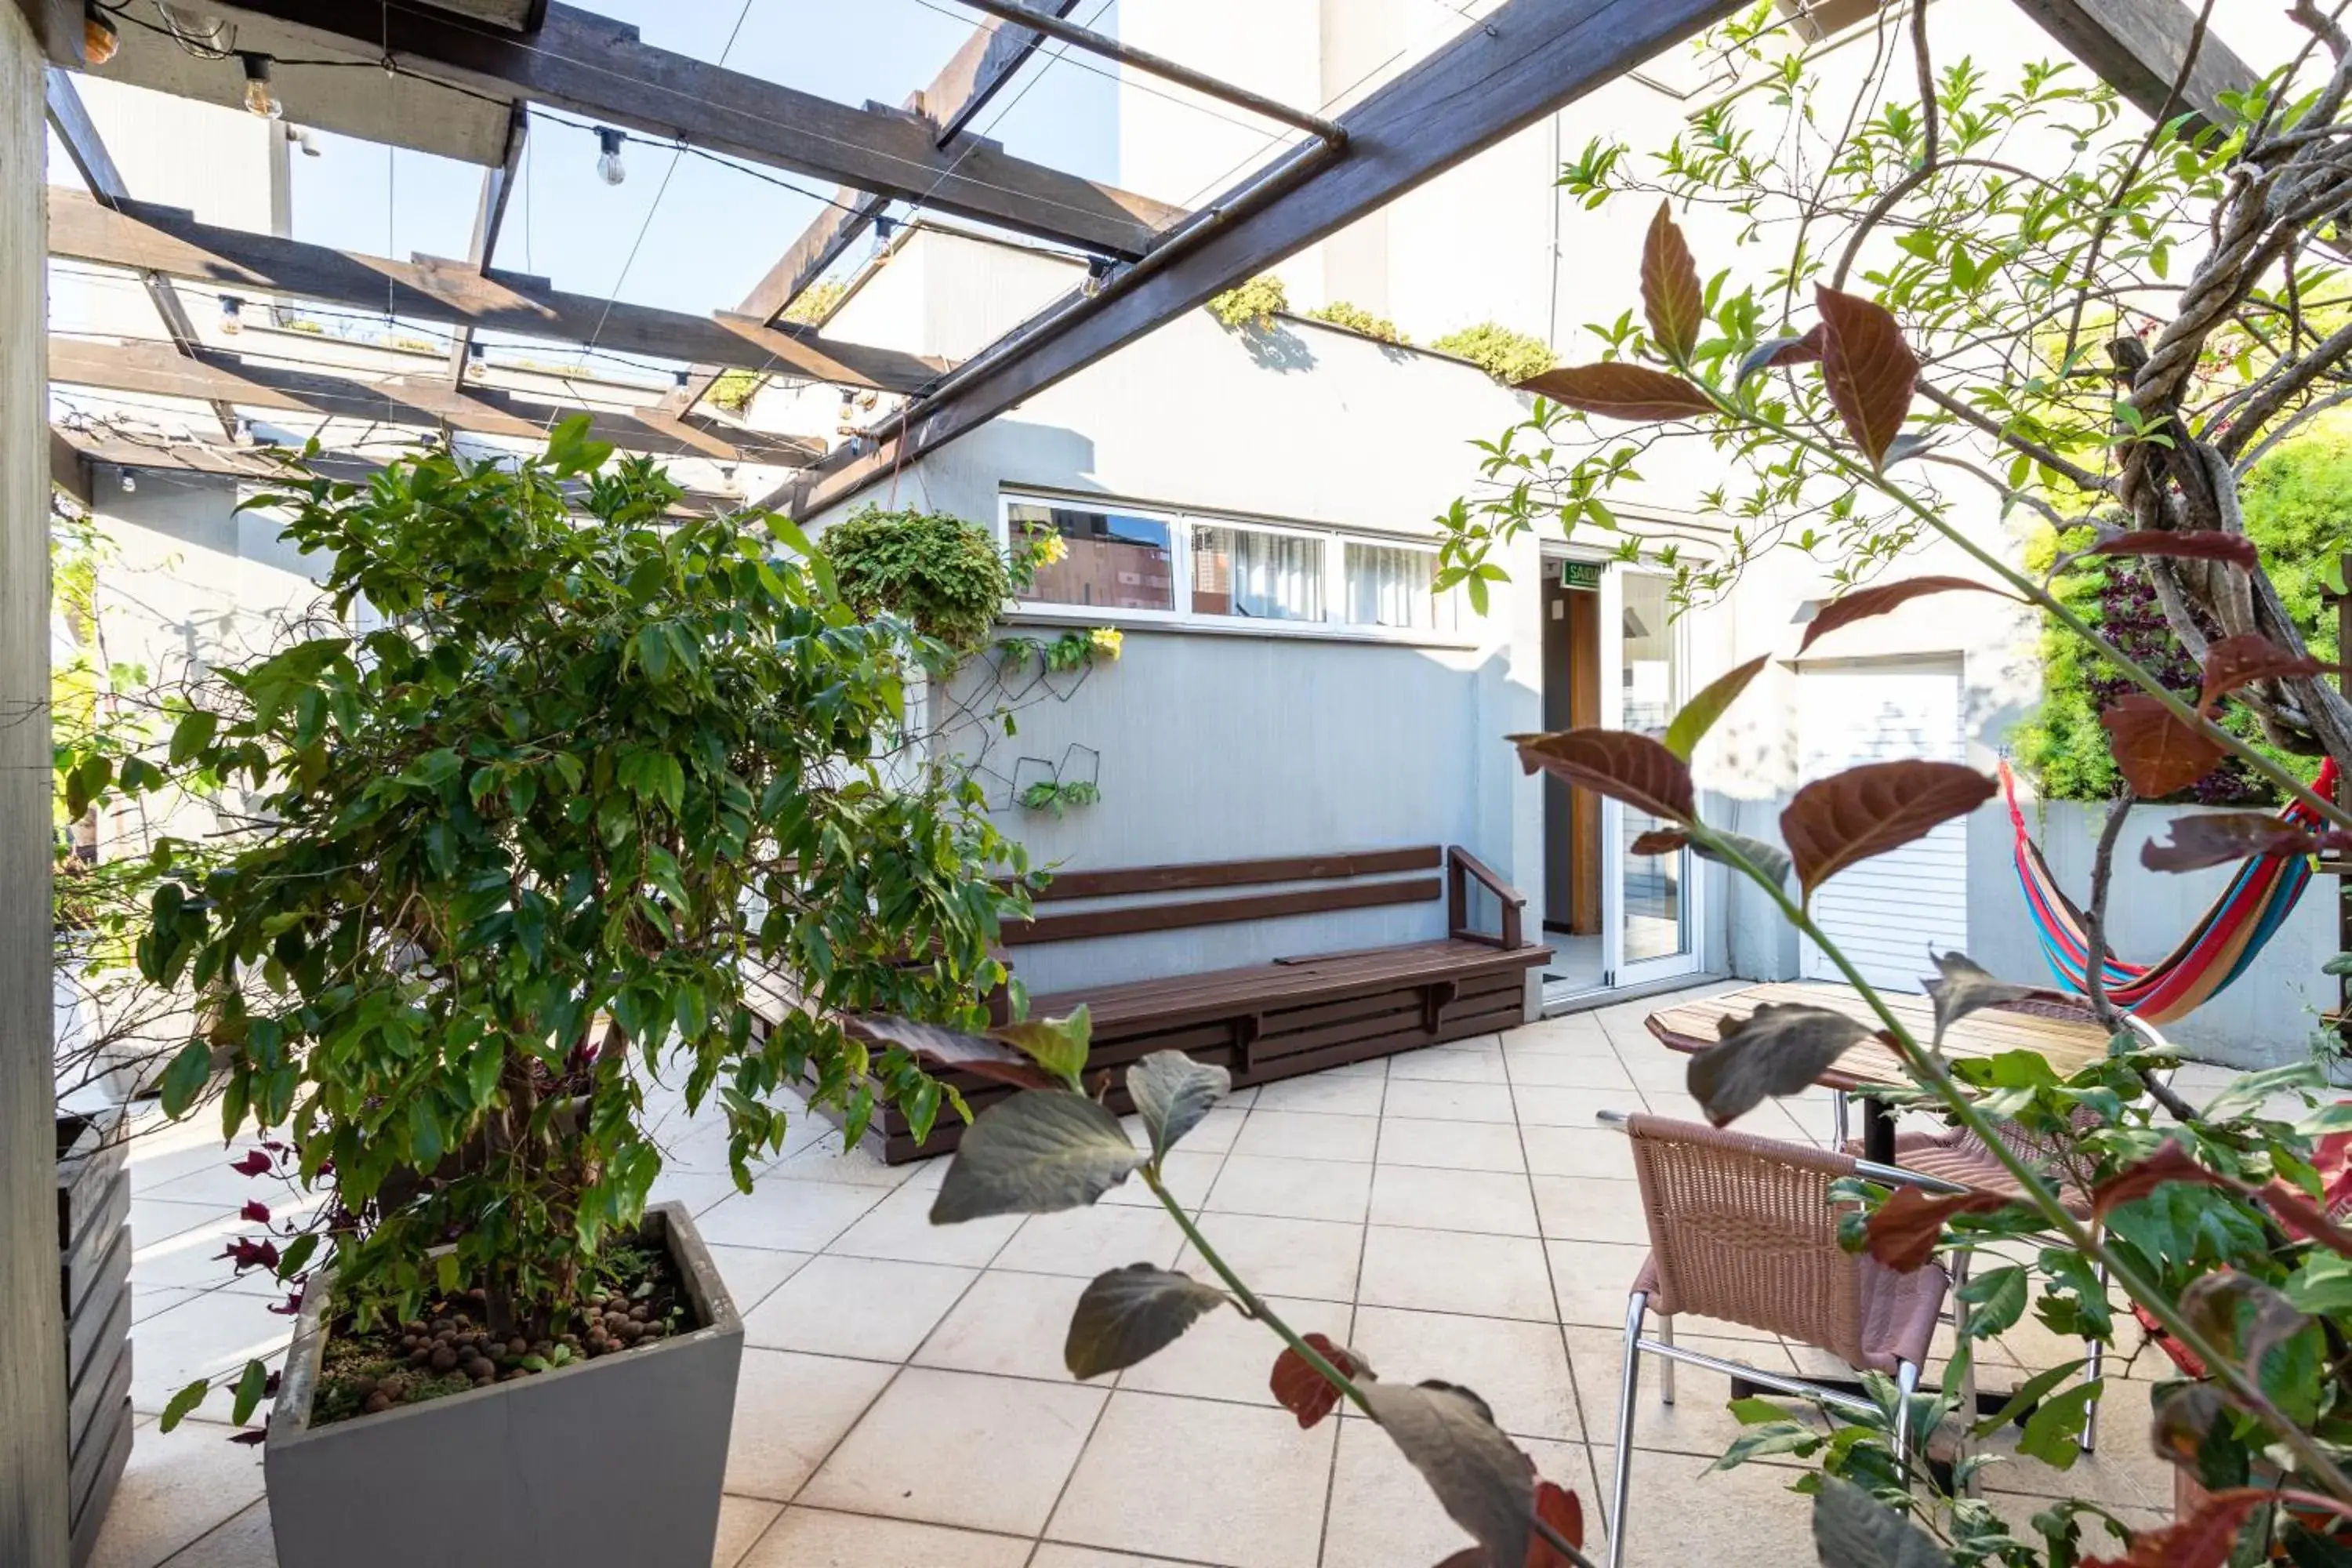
[118,471,136,494]
[240,53,281,119]
[82,4,118,66]
[594,127,626,186]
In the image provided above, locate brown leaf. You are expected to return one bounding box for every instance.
[2197,632,2329,713]
[1780,760,1995,898]
[2084,531,2259,572]
[1630,829,1690,856]
[1815,285,1919,468]
[1269,1333,1368,1429]
[1687,1002,1871,1125]
[1862,1185,2009,1272]
[2100,695,2224,799]
[2079,1486,2273,1568]
[2256,1178,2352,1258]
[1517,363,1717,421]
[2150,1382,2227,1468]
[2179,1271,2307,1381]
[2140,812,2322,873]
[1641,201,1704,364]
[1798,575,2011,655]
[853,1015,1057,1091]
[1511,729,1695,824]
[1528,1480,1586,1566]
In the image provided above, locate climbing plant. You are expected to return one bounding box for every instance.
[1305,301,1411,345]
[1208,274,1290,332]
[1432,321,1555,384]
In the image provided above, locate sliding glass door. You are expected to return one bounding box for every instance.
[1599,566,1704,987]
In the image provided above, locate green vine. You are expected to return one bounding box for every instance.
[996,627,1123,673]
[1018,779,1102,817]
[1208,275,1288,332]
[1431,321,1555,384]
[1305,302,1410,345]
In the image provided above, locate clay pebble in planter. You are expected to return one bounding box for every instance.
[265,1202,742,1568]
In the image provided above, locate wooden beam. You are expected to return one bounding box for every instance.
[2011,0,2255,132]
[198,0,1182,258]
[45,189,946,394]
[662,2,1081,416]
[49,426,90,504]
[789,0,1752,517]
[446,111,528,385]
[45,69,241,440]
[48,336,822,465]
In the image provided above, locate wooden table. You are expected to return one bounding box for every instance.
[1646,982,2112,1162]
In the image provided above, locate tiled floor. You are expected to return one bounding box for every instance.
[92,981,2209,1568]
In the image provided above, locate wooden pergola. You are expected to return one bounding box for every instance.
[0,0,2249,1560]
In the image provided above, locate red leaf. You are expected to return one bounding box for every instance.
[2100,695,2224,798]
[2141,812,2323,873]
[851,1015,1057,1091]
[2197,632,2329,713]
[2085,531,2259,572]
[1640,201,1704,364]
[2256,1178,2352,1258]
[2092,1142,2223,1218]
[230,1150,272,1177]
[1517,363,1717,421]
[1527,1480,1586,1566]
[2080,1486,2271,1568]
[1630,829,1689,856]
[1862,1186,2009,1272]
[1798,575,2011,655]
[1815,285,1919,468]
[1512,729,1695,825]
[240,1200,271,1225]
[1269,1333,1365,1429]
[1780,761,1994,898]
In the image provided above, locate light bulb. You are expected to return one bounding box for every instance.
[83,7,118,66]
[595,128,626,186]
[241,53,281,119]
[118,471,136,494]
[219,295,244,335]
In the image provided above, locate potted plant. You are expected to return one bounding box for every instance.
[138,423,1025,1568]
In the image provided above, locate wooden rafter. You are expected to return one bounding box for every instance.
[45,190,948,394]
[49,336,822,466]
[445,112,531,387]
[787,0,1755,517]
[2012,0,2255,132]
[194,1,1185,258]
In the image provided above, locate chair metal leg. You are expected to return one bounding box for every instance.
[1657,1313,1675,1405]
[2081,1261,2108,1454]
[1893,1359,1922,1479]
[1610,1292,1646,1568]
[1831,1090,1850,1150]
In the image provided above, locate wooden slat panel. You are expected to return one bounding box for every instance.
[1028,938,1548,1026]
[1004,876,1441,946]
[1036,846,1443,902]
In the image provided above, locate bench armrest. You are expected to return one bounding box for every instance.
[1447,846,1527,949]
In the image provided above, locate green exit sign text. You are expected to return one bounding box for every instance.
[1559,561,1602,591]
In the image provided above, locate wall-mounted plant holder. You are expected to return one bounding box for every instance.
[1014,744,1102,818]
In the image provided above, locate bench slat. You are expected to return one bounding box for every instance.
[1002,874,1442,946]
[1031,845,1442,902]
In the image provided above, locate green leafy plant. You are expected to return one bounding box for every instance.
[1305,301,1410,345]
[1207,274,1289,332]
[783,279,846,326]
[1431,321,1555,384]
[1018,779,1101,817]
[996,627,1122,673]
[140,420,1027,1430]
[822,503,1015,659]
[706,369,760,412]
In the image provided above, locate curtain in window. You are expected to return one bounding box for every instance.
[1200,527,1323,620]
[1346,543,1439,628]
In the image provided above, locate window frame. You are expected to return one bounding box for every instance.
[996,489,1475,648]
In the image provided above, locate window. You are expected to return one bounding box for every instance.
[1190,523,1323,622]
[1009,501,1174,612]
[1000,491,1469,642]
[1345,539,1457,633]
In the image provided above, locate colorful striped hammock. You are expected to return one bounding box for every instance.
[1999,757,2337,1024]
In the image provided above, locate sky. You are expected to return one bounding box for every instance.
[285,0,1128,331]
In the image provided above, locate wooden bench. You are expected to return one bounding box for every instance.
[843,844,1551,1162]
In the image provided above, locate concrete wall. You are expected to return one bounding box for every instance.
[5,8,72,1563]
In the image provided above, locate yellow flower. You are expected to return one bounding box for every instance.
[1033,532,1069,566]
[1087,626,1123,660]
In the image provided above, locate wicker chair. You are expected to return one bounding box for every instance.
[1608,1114,1953,1568]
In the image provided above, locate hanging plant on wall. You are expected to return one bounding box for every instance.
[819,504,1018,659]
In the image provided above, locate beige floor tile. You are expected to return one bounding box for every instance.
[1117,1294,1348,1407]
[995,1203,1187,1278]
[704,1245,812,1316]
[1385,1047,1508,1083]
[1100,1149,1219,1210]
[127,1497,272,1568]
[1167,1105,1249,1155]
[1033,1548,1220,1567]
[741,1254,975,1361]
[1367,1164,1539,1236]
[1504,1051,1638,1090]
[129,1289,291,1417]
[87,1417,266,1568]
[738,1506,1030,1567]
[802,1367,1105,1534]
[651,1169,750,1218]
[723,1348,895,1501]
[695,1180,884,1253]
[130,1207,274,1292]
[1231,1109,1379,1163]
[1570,1327,1802,1459]
[131,1285,206,1325]
[1381,1078,1519,1123]
[1250,1073,1386,1116]
[1513,1084,1635,1128]
[1593,1444,1818,1566]
[1205,1154,1371,1224]
[1374,1115,1527,1173]
[1545,1240,1655,1329]
[1531,1175,1651,1244]
[826,1178,1023,1268]
[915,1269,1091,1383]
[712,1495,785,1568]
[1970,1375,2173,1512]
[1322,1421,1589,1568]
[1174,1214,1363,1302]
[1047,1391,1335,1568]
[761,1134,918,1189]
[1358,1225,1555,1320]
[1347,1306,1583,1441]
[1519,1127,1636,1180]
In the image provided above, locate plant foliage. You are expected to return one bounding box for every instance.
[1432,321,1556,385]
[1207,274,1290,332]
[822,503,1015,659]
[1305,301,1410,345]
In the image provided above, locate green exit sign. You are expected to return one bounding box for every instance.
[1559,561,1602,591]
